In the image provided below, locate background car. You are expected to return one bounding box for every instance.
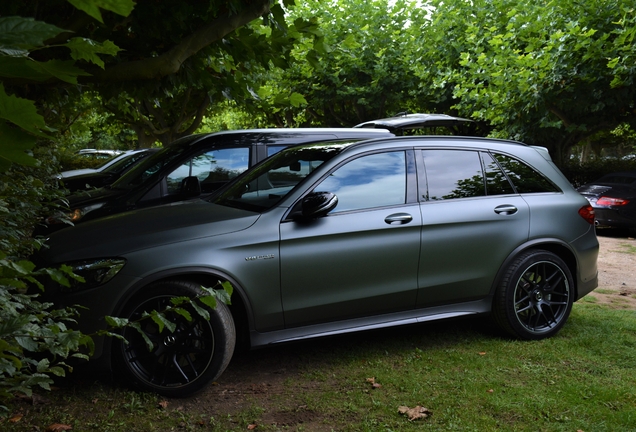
[577,171,636,235]
[37,128,393,235]
[58,149,159,193]
[40,115,476,234]
[354,112,481,136]
[37,135,598,398]
[76,148,123,159]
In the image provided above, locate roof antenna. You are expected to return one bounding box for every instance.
[393,111,408,117]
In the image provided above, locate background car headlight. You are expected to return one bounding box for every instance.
[46,203,105,226]
[62,258,126,292]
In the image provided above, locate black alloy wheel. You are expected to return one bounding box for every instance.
[114,280,235,397]
[493,250,574,340]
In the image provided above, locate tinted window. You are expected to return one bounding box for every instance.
[421,150,485,200]
[493,153,560,193]
[315,151,406,212]
[267,145,288,157]
[166,147,249,194]
[214,142,350,212]
[482,152,515,195]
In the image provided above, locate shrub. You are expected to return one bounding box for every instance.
[0,145,92,412]
[560,158,636,187]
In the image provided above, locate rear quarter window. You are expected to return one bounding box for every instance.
[493,153,560,193]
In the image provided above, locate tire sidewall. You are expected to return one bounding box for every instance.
[494,250,574,340]
[113,280,236,397]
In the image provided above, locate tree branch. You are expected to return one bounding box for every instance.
[85,1,271,82]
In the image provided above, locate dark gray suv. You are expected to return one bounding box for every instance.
[38,135,599,397]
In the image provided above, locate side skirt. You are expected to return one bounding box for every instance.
[249,297,493,348]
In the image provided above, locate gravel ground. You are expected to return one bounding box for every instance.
[592,229,636,309]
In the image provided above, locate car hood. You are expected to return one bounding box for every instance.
[41,200,260,263]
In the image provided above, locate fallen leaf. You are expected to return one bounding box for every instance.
[479,352,487,356]
[9,414,23,423]
[366,377,382,388]
[46,424,72,432]
[158,400,168,409]
[91,398,99,404]
[247,423,258,430]
[487,389,494,393]
[398,405,432,421]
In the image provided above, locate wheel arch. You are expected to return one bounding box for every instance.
[491,239,580,300]
[111,267,255,353]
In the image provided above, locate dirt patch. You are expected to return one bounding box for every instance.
[590,229,636,309]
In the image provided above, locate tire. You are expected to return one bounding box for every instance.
[493,250,573,340]
[113,280,236,397]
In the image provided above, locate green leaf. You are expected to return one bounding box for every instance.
[0,84,50,138]
[150,311,176,333]
[66,38,122,69]
[129,322,154,351]
[104,316,129,328]
[0,17,65,50]
[190,301,210,321]
[15,336,39,352]
[198,295,217,310]
[172,307,192,322]
[67,0,136,23]
[289,92,307,107]
[0,122,38,171]
[36,60,92,84]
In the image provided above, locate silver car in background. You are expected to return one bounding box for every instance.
[38,135,599,397]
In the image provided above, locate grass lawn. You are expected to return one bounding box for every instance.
[3,301,635,431]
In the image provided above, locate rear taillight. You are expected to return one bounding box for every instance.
[596,196,629,206]
[578,205,595,225]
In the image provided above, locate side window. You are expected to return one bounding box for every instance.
[482,152,515,195]
[315,151,406,213]
[166,147,249,195]
[493,153,560,193]
[267,145,287,157]
[421,150,485,200]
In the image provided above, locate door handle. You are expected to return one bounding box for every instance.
[385,213,413,225]
[494,204,518,215]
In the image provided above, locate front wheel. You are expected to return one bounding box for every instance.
[493,250,574,340]
[113,280,236,397]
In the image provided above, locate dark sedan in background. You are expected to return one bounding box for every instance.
[577,171,636,235]
[58,149,159,193]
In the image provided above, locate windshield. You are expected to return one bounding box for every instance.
[102,151,148,174]
[111,135,202,189]
[213,141,352,212]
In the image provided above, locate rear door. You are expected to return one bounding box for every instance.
[415,149,530,307]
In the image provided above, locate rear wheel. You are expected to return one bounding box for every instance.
[113,280,235,397]
[493,250,573,340]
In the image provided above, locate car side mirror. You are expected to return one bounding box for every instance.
[181,176,201,197]
[300,192,338,218]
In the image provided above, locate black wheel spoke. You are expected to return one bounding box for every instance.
[116,282,235,397]
[509,257,571,337]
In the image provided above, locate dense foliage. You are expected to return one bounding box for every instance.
[414,0,636,164]
[253,0,432,127]
[1,0,319,147]
[0,0,261,411]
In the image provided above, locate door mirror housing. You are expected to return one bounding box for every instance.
[300,192,338,218]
